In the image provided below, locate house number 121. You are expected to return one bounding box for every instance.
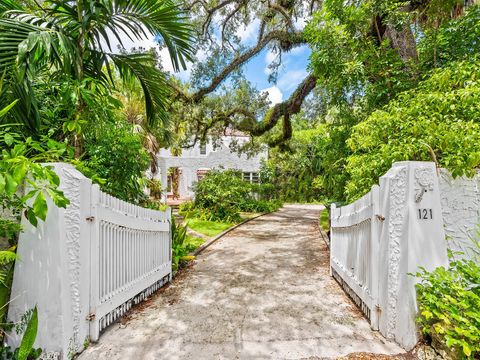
[418,209,433,220]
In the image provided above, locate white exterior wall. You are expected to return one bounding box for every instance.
[8,164,93,359]
[157,136,267,198]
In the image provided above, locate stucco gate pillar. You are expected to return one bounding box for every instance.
[377,161,449,350]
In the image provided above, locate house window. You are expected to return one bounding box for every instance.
[243,172,259,184]
[197,169,210,181]
[199,141,207,155]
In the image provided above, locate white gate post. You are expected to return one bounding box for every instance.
[8,164,93,358]
[369,185,380,331]
[88,184,101,342]
[329,203,337,277]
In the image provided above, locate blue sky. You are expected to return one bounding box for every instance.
[242,46,311,103]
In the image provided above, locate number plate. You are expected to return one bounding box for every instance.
[418,208,433,220]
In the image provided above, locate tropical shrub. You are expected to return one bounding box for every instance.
[420,5,480,68]
[345,60,480,200]
[78,120,150,204]
[191,169,251,222]
[190,169,281,222]
[0,126,70,226]
[261,115,356,204]
[414,240,480,358]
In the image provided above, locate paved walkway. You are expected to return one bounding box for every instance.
[80,205,403,359]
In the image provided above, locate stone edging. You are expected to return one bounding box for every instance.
[193,212,272,256]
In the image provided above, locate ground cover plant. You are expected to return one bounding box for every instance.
[415,238,480,358]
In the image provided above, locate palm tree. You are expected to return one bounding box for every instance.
[0,0,193,156]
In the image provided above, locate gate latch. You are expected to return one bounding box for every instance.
[86,216,95,222]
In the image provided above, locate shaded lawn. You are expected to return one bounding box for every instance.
[186,218,233,237]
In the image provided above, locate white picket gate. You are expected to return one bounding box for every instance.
[330,185,380,329]
[8,163,172,359]
[89,186,171,341]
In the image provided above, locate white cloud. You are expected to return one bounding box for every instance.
[265,49,277,63]
[238,19,260,44]
[261,86,283,106]
[288,45,307,56]
[293,16,308,30]
[277,69,309,91]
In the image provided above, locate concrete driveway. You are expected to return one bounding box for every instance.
[79,204,403,359]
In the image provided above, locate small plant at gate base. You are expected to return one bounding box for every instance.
[0,307,42,360]
[414,238,480,359]
[171,216,191,272]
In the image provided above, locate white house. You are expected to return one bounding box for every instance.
[156,130,267,200]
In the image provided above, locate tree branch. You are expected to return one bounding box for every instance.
[248,73,316,138]
[189,30,305,101]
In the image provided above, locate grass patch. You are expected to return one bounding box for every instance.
[240,212,261,220]
[186,218,233,237]
[319,209,329,231]
[185,235,204,251]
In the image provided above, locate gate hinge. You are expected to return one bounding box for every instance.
[376,214,385,221]
[375,304,382,313]
[86,313,95,321]
[86,216,95,222]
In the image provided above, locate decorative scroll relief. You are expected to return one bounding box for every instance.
[439,170,480,258]
[386,166,407,338]
[60,168,83,352]
[414,167,435,203]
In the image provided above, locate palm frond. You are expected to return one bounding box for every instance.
[0,0,22,14]
[92,0,194,72]
[110,52,171,127]
[0,17,79,77]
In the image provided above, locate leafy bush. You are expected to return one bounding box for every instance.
[262,118,356,204]
[0,307,42,360]
[345,60,480,200]
[415,243,480,358]
[0,126,70,226]
[79,120,150,204]
[190,169,281,222]
[420,5,480,68]
[192,169,250,222]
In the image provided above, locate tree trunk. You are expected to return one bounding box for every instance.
[384,24,418,62]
